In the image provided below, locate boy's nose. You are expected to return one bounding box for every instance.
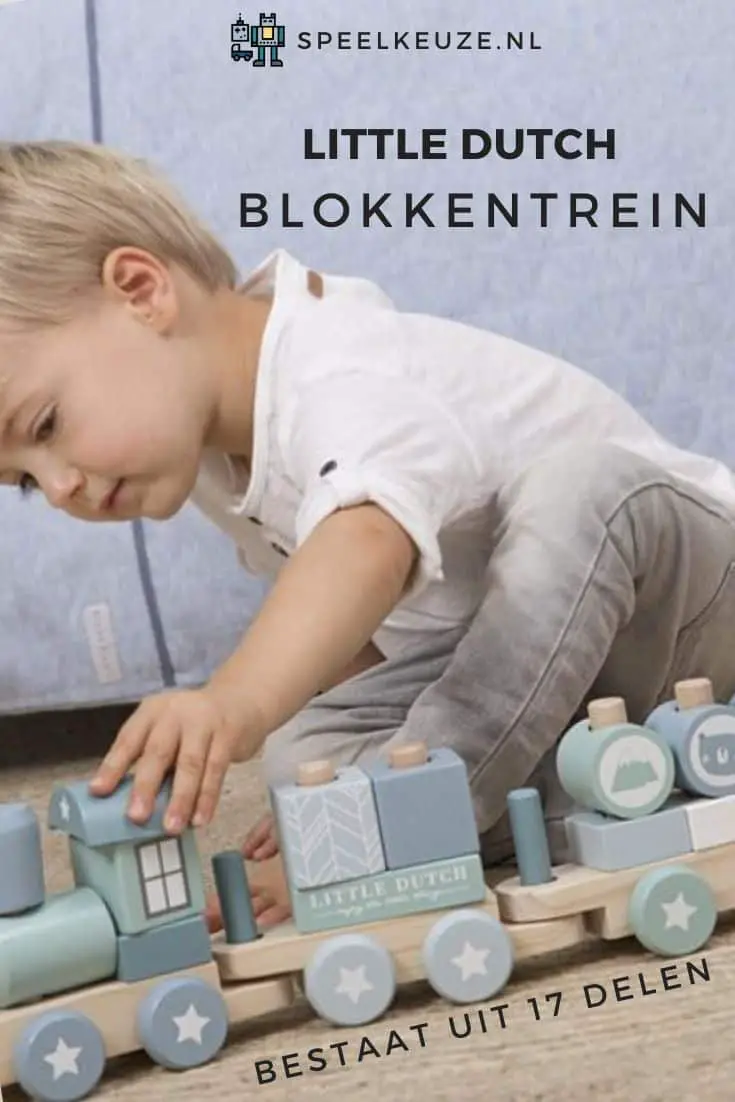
[44,467,84,509]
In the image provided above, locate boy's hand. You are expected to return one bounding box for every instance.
[89,688,240,833]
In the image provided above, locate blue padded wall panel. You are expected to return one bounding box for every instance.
[0,0,165,713]
[0,0,91,141]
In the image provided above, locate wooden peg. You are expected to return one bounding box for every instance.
[297,760,335,786]
[389,742,429,769]
[675,678,714,710]
[587,697,627,730]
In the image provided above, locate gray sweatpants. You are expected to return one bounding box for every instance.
[261,442,735,865]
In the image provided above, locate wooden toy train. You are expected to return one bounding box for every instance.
[2,675,735,1101]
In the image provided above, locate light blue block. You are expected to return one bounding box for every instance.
[507,788,553,885]
[211,850,259,943]
[365,748,479,870]
[272,765,385,890]
[645,699,735,797]
[116,914,212,982]
[0,888,117,1010]
[566,799,693,871]
[70,829,205,935]
[0,803,45,915]
[292,853,486,933]
[136,976,229,1070]
[48,775,176,846]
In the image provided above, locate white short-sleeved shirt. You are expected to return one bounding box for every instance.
[190,248,735,659]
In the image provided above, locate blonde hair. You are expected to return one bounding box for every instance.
[0,140,239,330]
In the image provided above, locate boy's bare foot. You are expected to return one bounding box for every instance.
[205,812,288,932]
[205,852,292,933]
[247,852,292,925]
[242,810,280,860]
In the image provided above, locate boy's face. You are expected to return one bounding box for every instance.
[0,251,213,522]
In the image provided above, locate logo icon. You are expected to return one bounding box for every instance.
[231,12,285,67]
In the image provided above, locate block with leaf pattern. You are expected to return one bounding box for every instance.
[271,760,386,890]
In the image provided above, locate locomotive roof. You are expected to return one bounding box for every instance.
[47,774,175,846]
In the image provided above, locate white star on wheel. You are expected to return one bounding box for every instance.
[172,1003,210,1044]
[334,965,374,1005]
[661,892,698,931]
[44,1037,82,1080]
[58,795,71,822]
[451,941,491,981]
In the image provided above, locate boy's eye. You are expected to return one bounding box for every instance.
[34,408,57,443]
[18,472,38,497]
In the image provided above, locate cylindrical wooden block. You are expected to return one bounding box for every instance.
[297,760,336,786]
[646,693,735,797]
[212,850,260,944]
[507,788,553,886]
[389,742,429,769]
[0,888,116,1010]
[556,716,675,818]
[588,697,628,730]
[674,678,714,710]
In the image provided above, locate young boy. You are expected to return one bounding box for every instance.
[3,140,735,930]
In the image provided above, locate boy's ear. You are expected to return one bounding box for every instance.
[100,246,167,314]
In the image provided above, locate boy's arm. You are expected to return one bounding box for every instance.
[318,638,386,693]
[207,501,416,760]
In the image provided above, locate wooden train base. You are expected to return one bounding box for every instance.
[0,885,576,1087]
[3,678,735,1099]
[2,840,733,1099]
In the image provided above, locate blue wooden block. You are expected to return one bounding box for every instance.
[0,888,117,1010]
[116,914,212,983]
[365,746,479,870]
[0,803,45,915]
[646,679,735,797]
[566,799,693,871]
[507,788,553,885]
[48,775,175,846]
[272,764,385,890]
[136,976,229,1070]
[70,830,206,936]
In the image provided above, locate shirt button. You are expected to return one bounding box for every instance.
[319,459,338,477]
[248,516,262,525]
[271,542,288,556]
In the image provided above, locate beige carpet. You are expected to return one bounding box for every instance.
[1,706,734,1102]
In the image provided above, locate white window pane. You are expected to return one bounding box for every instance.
[160,838,182,873]
[165,871,187,908]
[145,877,167,914]
[139,843,161,879]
